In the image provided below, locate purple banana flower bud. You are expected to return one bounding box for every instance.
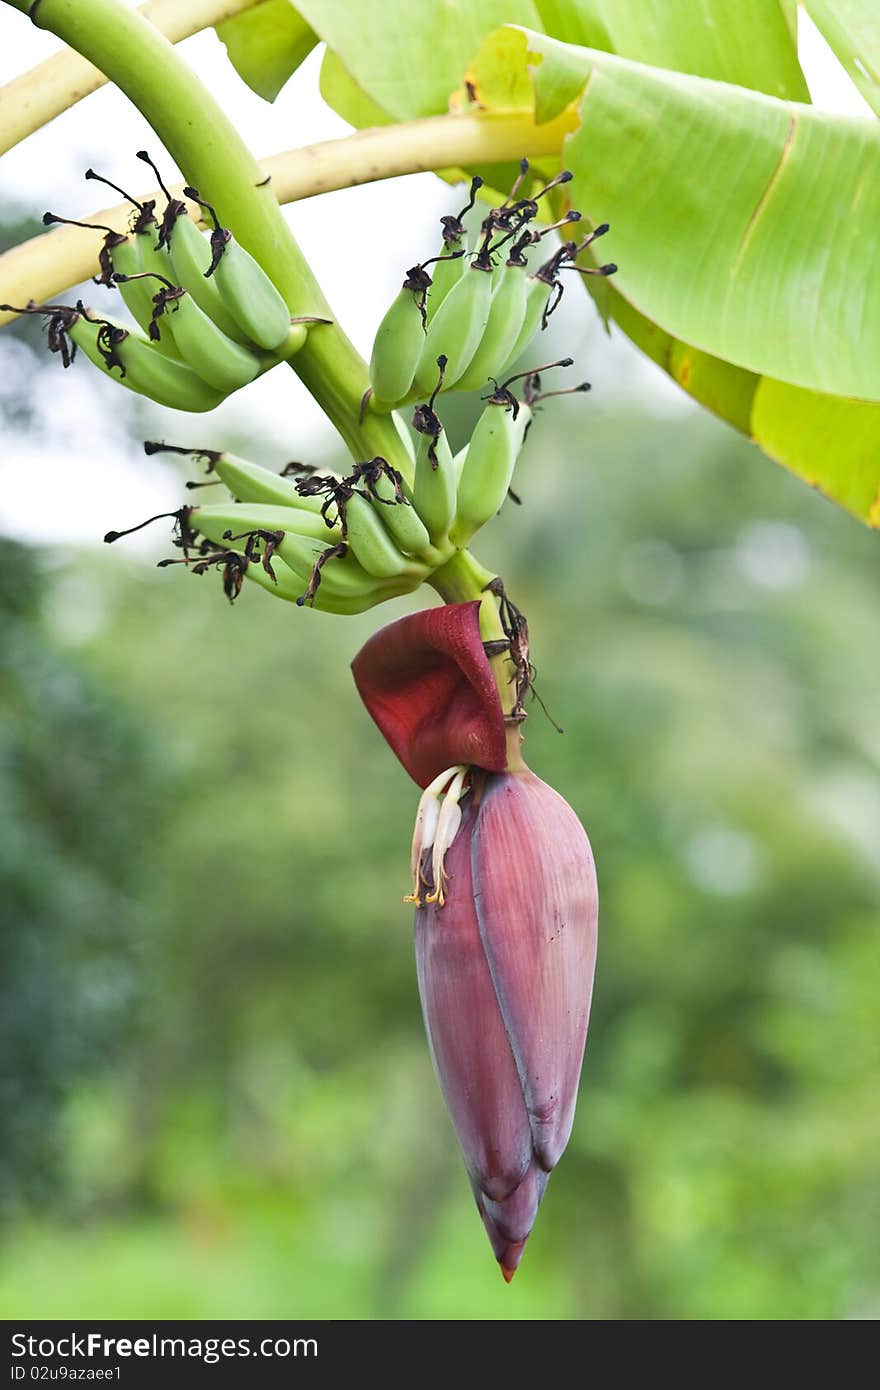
[413,766,598,1280]
[353,604,598,1279]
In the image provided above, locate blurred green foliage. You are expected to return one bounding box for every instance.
[0,392,878,1320]
[0,545,164,1215]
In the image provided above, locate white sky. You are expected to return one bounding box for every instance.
[0,6,872,549]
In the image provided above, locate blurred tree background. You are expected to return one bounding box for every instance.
[1,245,879,1319]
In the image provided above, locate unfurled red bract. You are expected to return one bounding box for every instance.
[351,600,506,788]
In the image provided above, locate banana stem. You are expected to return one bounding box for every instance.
[0,0,263,155]
[5,0,407,470]
[430,549,498,607]
[430,549,517,719]
[269,109,574,197]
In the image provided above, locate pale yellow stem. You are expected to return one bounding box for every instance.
[0,0,264,156]
[0,108,574,326]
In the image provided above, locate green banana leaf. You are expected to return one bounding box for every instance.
[531,0,809,99]
[319,46,393,129]
[260,0,810,119]
[470,27,880,402]
[604,286,880,525]
[459,24,880,524]
[214,0,880,526]
[216,0,317,102]
[803,0,880,117]
[293,0,543,120]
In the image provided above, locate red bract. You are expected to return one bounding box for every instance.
[415,769,598,1280]
[351,601,507,787]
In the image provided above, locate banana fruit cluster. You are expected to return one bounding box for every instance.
[5,157,317,413]
[133,351,583,614]
[137,441,428,614]
[368,161,616,413]
[56,158,609,618]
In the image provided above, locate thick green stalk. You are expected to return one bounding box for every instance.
[430,550,520,725]
[7,0,406,472]
[430,549,498,609]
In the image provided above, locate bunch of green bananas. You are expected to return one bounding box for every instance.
[2,156,320,414]
[118,441,431,614]
[16,157,607,617]
[367,160,616,413]
[116,354,586,614]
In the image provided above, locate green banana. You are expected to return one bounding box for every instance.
[210,453,326,515]
[162,207,252,344]
[135,157,311,357]
[240,553,386,614]
[369,265,432,407]
[186,505,385,608]
[449,390,532,548]
[498,226,614,376]
[131,215,169,282]
[342,492,426,581]
[413,426,457,550]
[350,459,433,560]
[496,255,566,378]
[185,501,340,546]
[450,359,589,544]
[68,306,225,412]
[209,238,291,351]
[243,553,409,615]
[133,153,261,346]
[277,535,377,599]
[41,207,181,360]
[238,550,321,600]
[110,237,175,349]
[283,529,418,609]
[410,362,457,548]
[184,187,292,351]
[129,208,190,361]
[188,503,365,594]
[117,273,264,394]
[426,242,467,322]
[413,234,495,396]
[369,250,468,407]
[142,443,328,517]
[81,168,183,358]
[197,452,435,571]
[289,469,427,581]
[455,215,583,393]
[424,175,482,325]
[453,257,528,394]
